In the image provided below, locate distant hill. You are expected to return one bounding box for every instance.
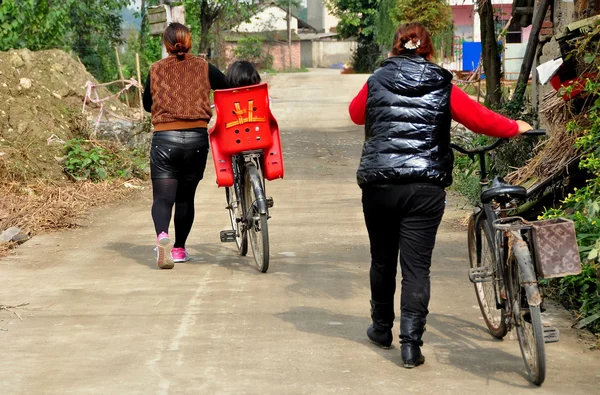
[121,7,141,30]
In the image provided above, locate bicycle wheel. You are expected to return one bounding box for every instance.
[226,186,248,256]
[468,213,508,339]
[507,235,546,386]
[244,164,269,273]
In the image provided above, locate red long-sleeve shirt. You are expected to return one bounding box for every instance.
[348,82,519,138]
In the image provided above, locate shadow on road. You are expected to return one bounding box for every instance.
[426,313,534,388]
[106,242,155,269]
[275,306,534,388]
[106,240,261,272]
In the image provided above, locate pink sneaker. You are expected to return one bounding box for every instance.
[171,247,190,263]
[155,232,174,269]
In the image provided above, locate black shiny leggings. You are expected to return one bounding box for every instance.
[151,178,200,248]
[150,130,209,248]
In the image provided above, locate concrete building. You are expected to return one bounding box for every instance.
[445,0,535,79]
[236,5,299,33]
[224,3,308,70]
[306,0,339,33]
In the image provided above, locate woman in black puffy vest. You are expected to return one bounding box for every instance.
[349,22,532,368]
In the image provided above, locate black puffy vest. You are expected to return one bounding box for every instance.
[357,55,454,187]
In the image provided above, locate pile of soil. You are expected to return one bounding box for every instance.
[0,49,145,251]
[0,49,133,182]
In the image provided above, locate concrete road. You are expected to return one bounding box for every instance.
[1,69,598,394]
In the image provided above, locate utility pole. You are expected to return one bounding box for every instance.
[287,0,292,69]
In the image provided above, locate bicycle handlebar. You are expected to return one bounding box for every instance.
[450,129,546,184]
[450,129,546,156]
[521,129,547,136]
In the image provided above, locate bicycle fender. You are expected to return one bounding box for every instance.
[511,233,542,307]
[248,169,268,215]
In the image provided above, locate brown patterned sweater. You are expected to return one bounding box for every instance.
[147,54,213,131]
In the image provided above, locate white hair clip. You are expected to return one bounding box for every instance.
[404,39,421,50]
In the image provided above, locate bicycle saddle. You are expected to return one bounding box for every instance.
[480,176,527,204]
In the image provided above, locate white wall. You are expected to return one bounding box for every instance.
[455,25,474,41]
[310,40,357,68]
[504,43,527,80]
[324,12,338,32]
[235,6,298,33]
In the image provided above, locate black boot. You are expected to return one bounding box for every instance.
[400,312,426,368]
[367,300,394,349]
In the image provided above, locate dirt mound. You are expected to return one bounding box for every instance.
[0,49,132,181]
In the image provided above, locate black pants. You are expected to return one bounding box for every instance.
[362,183,446,326]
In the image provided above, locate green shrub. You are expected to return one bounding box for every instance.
[64,139,148,182]
[537,24,600,334]
[450,133,490,205]
[234,36,273,70]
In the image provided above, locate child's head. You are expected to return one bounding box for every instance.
[226,61,261,88]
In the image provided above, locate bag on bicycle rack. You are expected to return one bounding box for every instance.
[530,218,581,278]
[209,83,284,187]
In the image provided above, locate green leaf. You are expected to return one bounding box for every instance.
[584,53,596,64]
[96,167,108,180]
[575,312,600,329]
[588,248,598,260]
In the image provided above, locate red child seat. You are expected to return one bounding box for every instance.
[209,83,284,187]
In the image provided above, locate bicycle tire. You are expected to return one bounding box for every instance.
[244,164,270,273]
[226,186,248,256]
[507,235,546,386]
[468,212,508,339]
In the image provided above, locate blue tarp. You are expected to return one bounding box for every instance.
[462,42,481,72]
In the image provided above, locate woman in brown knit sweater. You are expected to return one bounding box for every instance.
[142,23,228,269]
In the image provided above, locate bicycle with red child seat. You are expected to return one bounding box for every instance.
[211,83,283,273]
[221,150,272,273]
[451,129,581,386]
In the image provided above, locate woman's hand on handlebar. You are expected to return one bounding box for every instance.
[516,120,533,134]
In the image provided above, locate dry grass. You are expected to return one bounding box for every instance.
[0,178,145,257]
[506,92,580,185]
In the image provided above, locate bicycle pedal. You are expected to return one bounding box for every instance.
[266,197,274,208]
[543,326,560,343]
[220,230,236,243]
[469,267,493,283]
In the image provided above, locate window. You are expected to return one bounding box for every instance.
[506,19,522,43]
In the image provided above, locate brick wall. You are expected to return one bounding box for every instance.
[222,42,301,71]
[269,42,301,70]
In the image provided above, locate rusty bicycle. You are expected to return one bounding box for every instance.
[451,130,581,386]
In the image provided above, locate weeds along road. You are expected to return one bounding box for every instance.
[1,69,598,394]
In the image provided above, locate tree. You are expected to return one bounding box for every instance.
[0,0,129,82]
[183,0,257,56]
[478,0,502,107]
[0,0,72,51]
[324,0,380,72]
[386,0,453,59]
[508,0,551,113]
[68,0,130,81]
[140,0,148,50]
